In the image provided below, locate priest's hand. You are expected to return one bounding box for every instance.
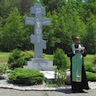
[75,49,79,52]
[81,49,84,53]
[81,47,85,53]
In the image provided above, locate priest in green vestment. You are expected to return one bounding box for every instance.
[67,36,89,93]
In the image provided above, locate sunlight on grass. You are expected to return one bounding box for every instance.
[43,54,53,61]
[0,52,11,63]
[85,55,94,65]
[0,51,94,66]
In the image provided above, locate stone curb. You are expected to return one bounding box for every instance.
[0,82,96,91]
[0,85,71,91]
[0,74,71,91]
[0,75,96,91]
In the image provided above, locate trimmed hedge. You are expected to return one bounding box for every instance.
[87,72,96,81]
[8,68,44,85]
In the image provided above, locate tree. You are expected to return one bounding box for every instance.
[18,0,37,15]
[0,0,95,54]
[0,7,24,51]
[43,5,86,54]
[43,11,61,53]
[84,14,96,54]
[41,0,66,12]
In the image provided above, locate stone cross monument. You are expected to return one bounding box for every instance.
[24,4,54,71]
[25,4,51,58]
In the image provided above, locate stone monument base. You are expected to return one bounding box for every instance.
[24,58,54,71]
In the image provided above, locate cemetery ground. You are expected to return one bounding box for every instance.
[0,51,96,96]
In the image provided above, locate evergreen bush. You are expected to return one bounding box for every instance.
[93,55,96,65]
[53,48,68,70]
[8,49,34,69]
[85,63,96,73]
[0,64,6,75]
[23,51,33,65]
[87,72,96,81]
[8,49,24,69]
[8,68,44,85]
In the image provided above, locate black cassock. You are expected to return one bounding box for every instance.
[67,44,89,92]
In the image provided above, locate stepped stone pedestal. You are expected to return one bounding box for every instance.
[24,4,54,82]
[24,58,54,71]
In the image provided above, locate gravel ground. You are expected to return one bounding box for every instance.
[0,88,96,96]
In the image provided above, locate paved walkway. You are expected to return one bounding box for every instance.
[0,74,96,96]
[0,78,96,96]
[0,88,96,96]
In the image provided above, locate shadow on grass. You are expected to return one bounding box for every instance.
[57,88,88,94]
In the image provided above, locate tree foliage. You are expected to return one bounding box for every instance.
[0,7,24,51]
[0,0,96,54]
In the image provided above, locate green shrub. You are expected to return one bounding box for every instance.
[93,55,96,65]
[0,64,6,75]
[85,63,93,71]
[85,63,96,73]
[23,51,33,64]
[8,49,24,69]
[86,72,96,81]
[53,48,68,70]
[8,49,34,69]
[8,68,44,85]
[55,69,67,86]
[46,84,57,87]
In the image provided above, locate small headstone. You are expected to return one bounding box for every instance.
[24,3,54,71]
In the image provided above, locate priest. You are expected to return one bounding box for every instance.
[67,36,89,93]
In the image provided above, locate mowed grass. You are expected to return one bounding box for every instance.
[43,54,53,61]
[0,52,11,63]
[85,55,94,65]
[45,54,94,66]
[0,51,94,65]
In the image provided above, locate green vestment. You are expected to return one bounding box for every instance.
[72,44,82,82]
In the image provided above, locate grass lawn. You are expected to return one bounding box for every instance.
[0,52,11,63]
[0,51,94,65]
[44,54,94,66]
[85,55,94,65]
[43,54,53,61]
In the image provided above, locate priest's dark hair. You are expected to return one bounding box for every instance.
[75,36,80,41]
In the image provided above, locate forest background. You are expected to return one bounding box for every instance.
[0,0,96,54]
